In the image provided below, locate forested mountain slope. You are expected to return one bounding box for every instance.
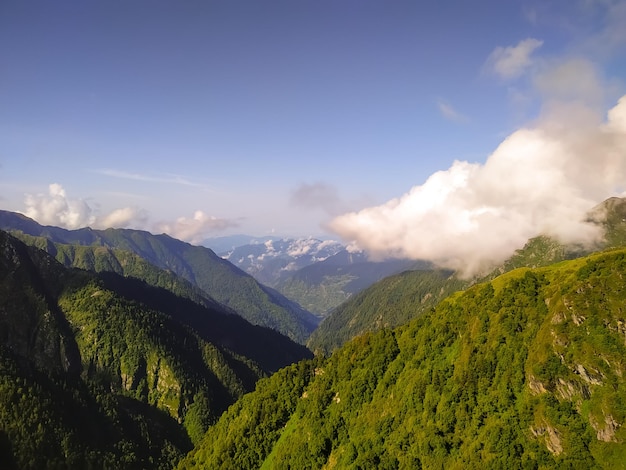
[307,269,465,355]
[181,248,626,469]
[0,230,311,469]
[0,210,318,343]
[10,232,230,312]
[490,197,626,276]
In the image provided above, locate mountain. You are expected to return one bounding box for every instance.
[221,238,422,317]
[10,232,230,313]
[0,230,312,468]
[220,237,344,286]
[0,211,319,343]
[276,249,424,317]
[203,234,283,254]
[179,248,626,469]
[307,268,466,354]
[491,197,626,276]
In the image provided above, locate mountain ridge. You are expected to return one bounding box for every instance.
[221,238,424,317]
[0,210,318,343]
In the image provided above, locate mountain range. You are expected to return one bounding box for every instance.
[0,210,318,344]
[219,237,345,287]
[219,237,424,317]
[2,198,626,468]
[308,197,626,354]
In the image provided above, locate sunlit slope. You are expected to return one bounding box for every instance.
[181,248,626,469]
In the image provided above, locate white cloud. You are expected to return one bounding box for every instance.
[96,207,146,229]
[20,184,237,243]
[534,57,606,106]
[22,183,147,230]
[316,239,341,251]
[485,38,543,80]
[328,93,626,277]
[154,210,238,244]
[287,239,314,257]
[23,183,96,229]
[94,168,209,188]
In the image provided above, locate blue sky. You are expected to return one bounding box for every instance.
[1,1,625,248]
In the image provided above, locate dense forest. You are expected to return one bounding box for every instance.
[307,268,466,355]
[0,230,311,468]
[180,248,626,469]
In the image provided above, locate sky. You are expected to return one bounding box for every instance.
[1,0,626,273]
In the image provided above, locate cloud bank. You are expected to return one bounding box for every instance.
[154,210,238,244]
[22,184,236,243]
[328,91,626,277]
[23,183,145,230]
[24,184,97,229]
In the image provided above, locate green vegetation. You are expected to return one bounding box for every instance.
[274,255,419,318]
[4,200,626,468]
[12,233,224,310]
[0,210,319,343]
[0,230,311,468]
[181,249,626,469]
[277,273,356,318]
[308,269,466,355]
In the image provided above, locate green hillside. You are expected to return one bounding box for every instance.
[307,269,466,355]
[0,210,319,343]
[0,230,311,468]
[180,248,626,469]
[490,197,626,277]
[11,232,229,312]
